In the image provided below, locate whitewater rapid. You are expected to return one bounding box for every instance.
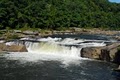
[4,37,107,65]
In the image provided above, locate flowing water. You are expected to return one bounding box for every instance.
[0,34,120,80]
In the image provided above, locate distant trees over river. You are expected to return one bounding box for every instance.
[0,0,120,30]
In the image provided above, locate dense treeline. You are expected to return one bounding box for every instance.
[0,0,120,30]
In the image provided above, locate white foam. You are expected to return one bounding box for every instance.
[20,37,33,40]
[0,40,5,43]
[6,42,15,46]
[26,42,81,57]
[58,38,84,45]
[4,52,84,66]
[4,41,83,65]
[4,37,107,66]
[38,37,62,42]
[77,42,106,47]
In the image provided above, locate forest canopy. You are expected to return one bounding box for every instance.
[0,0,120,30]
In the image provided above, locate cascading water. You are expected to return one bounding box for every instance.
[1,36,119,80]
[26,42,81,57]
[4,37,107,65]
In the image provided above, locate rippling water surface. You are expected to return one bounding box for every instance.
[0,34,120,80]
[0,53,119,80]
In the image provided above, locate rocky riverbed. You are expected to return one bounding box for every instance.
[0,28,120,39]
[0,29,120,67]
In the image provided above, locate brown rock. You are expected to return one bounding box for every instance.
[100,49,111,61]
[109,48,118,61]
[113,50,120,65]
[0,43,27,52]
[0,43,7,51]
[7,45,28,52]
[101,43,120,61]
[81,47,101,59]
[81,43,120,62]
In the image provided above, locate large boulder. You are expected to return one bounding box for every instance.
[81,47,101,59]
[100,43,120,61]
[6,45,28,52]
[113,50,120,65]
[81,43,120,62]
[0,43,28,52]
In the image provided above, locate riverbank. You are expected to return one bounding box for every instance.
[0,28,120,40]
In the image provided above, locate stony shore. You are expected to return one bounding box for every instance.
[0,28,120,40]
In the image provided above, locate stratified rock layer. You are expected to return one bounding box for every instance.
[81,43,120,63]
[0,43,28,52]
[81,47,101,59]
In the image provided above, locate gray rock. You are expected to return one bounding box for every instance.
[23,31,39,35]
[14,30,22,33]
[6,44,28,52]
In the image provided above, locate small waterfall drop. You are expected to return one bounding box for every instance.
[26,42,82,57]
[4,37,107,65]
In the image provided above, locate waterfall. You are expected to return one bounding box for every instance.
[25,42,82,57]
[5,37,107,58]
[4,37,107,64]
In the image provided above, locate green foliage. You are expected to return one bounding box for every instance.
[56,27,70,31]
[0,0,120,30]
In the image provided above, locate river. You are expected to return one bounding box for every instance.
[0,34,120,80]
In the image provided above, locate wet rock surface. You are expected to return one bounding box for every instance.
[113,50,120,65]
[81,43,120,64]
[0,43,28,52]
[81,47,101,59]
[6,45,28,52]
